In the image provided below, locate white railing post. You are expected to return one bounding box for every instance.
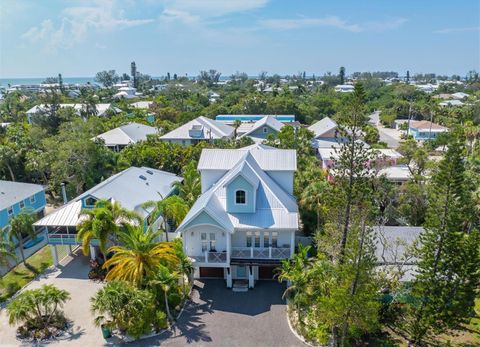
[269,247,272,258]
[204,250,208,263]
[250,247,253,258]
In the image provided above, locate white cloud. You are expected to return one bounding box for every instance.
[260,16,407,33]
[434,26,480,34]
[21,0,154,50]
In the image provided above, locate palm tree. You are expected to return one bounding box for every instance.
[233,119,242,138]
[76,199,141,260]
[0,234,16,267]
[142,195,189,241]
[277,244,311,304]
[173,239,194,298]
[172,162,201,207]
[300,181,330,232]
[148,264,179,321]
[8,209,36,265]
[103,225,179,287]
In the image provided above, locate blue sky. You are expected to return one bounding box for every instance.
[1,0,479,78]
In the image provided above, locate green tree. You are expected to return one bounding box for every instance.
[407,135,480,344]
[91,281,156,338]
[0,234,16,267]
[94,70,119,87]
[147,264,179,322]
[172,162,201,207]
[8,209,36,265]
[76,199,141,259]
[339,66,346,85]
[103,226,179,286]
[7,284,70,334]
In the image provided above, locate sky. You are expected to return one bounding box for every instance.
[0,0,479,78]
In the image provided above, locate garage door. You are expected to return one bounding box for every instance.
[259,266,278,280]
[200,267,224,278]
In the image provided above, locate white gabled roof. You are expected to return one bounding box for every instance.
[26,104,120,117]
[374,148,403,159]
[34,167,182,227]
[197,148,297,171]
[308,117,338,138]
[177,149,298,232]
[378,165,412,181]
[160,116,234,141]
[240,115,284,138]
[131,101,153,109]
[93,123,159,146]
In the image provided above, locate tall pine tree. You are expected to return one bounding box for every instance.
[407,133,480,344]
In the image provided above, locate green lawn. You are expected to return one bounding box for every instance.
[0,246,54,303]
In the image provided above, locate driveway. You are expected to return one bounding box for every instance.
[133,279,304,347]
[0,248,105,347]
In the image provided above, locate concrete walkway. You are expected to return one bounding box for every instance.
[132,279,304,347]
[0,249,105,347]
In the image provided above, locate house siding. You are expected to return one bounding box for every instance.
[182,211,223,230]
[226,176,255,213]
[248,125,278,139]
[0,190,46,230]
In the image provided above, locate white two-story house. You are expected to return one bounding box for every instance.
[176,144,299,289]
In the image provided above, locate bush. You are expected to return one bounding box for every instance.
[168,292,182,310]
[155,311,168,330]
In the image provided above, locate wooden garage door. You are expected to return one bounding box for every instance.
[199,267,224,278]
[259,266,278,280]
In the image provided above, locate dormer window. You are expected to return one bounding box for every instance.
[84,196,97,207]
[235,190,246,204]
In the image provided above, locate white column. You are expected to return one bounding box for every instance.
[226,232,231,265]
[50,245,59,267]
[290,231,295,257]
[226,268,232,288]
[204,250,208,263]
[248,266,254,288]
[90,245,96,260]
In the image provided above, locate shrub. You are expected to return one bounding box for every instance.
[154,311,168,330]
[7,284,70,341]
[168,292,182,310]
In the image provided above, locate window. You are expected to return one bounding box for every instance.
[271,231,278,248]
[201,233,208,252]
[264,232,270,248]
[84,196,97,207]
[209,233,216,251]
[19,201,25,209]
[7,207,13,216]
[235,190,246,204]
[263,126,268,133]
[30,195,36,204]
[254,231,260,248]
[246,231,252,247]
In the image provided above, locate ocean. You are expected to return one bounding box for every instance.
[0,77,96,87]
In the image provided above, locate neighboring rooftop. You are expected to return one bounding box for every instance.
[216,114,295,123]
[0,180,44,210]
[239,115,284,138]
[34,167,182,227]
[409,120,448,131]
[93,123,159,146]
[308,117,338,138]
[26,104,120,117]
[160,116,234,141]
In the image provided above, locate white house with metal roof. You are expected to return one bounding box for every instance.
[176,146,298,290]
[308,117,338,139]
[238,115,285,143]
[26,104,121,123]
[160,116,234,145]
[34,167,182,265]
[93,122,159,151]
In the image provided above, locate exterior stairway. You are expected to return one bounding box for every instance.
[232,280,249,292]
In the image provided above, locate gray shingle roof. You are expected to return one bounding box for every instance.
[0,180,44,210]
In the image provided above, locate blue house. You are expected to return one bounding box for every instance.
[0,180,46,233]
[408,120,448,141]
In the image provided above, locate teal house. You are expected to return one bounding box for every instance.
[0,180,46,233]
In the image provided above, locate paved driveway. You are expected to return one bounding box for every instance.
[133,279,303,347]
[0,248,105,347]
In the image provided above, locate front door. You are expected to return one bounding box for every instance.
[236,265,247,278]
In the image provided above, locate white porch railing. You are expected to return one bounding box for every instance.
[231,247,290,259]
[191,251,227,263]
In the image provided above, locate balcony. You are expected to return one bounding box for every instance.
[231,247,290,260]
[47,233,99,246]
[191,251,227,264]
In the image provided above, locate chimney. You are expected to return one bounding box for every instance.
[61,183,68,205]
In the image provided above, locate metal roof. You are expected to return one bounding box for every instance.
[308,117,338,138]
[94,123,159,146]
[26,104,120,117]
[240,115,284,138]
[160,116,234,140]
[198,148,297,171]
[34,167,182,227]
[378,165,412,181]
[178,148,298,233]
[374,226,423,265]
[0,180,45,210]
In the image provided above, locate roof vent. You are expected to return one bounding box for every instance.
[139,175,147,180]
[146,170,153,175]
